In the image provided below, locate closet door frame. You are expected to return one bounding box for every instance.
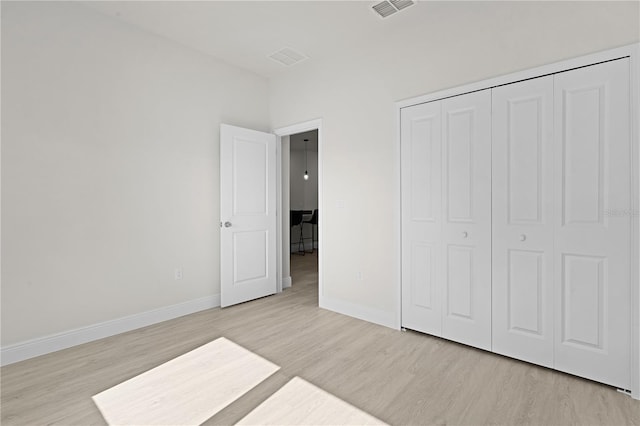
[395,43,640,399]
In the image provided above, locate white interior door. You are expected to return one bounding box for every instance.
[220,124,277,308]
[441,90,492,351]
[401,100,443,336]
[553,59,631,389]
[492,76,555,367]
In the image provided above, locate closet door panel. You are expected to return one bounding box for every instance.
[441,90,492,351]
[553,58,631,389]
[401,101,443,336]
[492,76,555,367]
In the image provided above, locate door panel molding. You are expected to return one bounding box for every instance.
[221,124,277,308]
[492,75,555,368]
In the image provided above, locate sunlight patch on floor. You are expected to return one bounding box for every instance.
[237,376,387,425]
[92,337,279,426]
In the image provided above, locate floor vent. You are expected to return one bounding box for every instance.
[372,0,414,18]
[268,47,308,67]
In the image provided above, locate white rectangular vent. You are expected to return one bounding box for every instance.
[391,0,414,11]
[268,47,307,67]
[372,0,414,18]
[372,1,397,18]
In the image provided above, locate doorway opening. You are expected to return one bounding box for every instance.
[288,131,319,300]
[274,119,322,306]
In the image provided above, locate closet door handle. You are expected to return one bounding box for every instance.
[520,234,527,242]
[462,231,468,238]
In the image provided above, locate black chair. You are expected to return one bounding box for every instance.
[290,210,305,255]
[302,209,318,254]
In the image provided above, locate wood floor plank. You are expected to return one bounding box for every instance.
[2,251,639,425]
[92,338,279,425]
[237,377,386,425]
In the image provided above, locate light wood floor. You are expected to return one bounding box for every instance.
[2,252,639,425]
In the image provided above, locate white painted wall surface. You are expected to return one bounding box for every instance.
[269,1,640,327]
[1,2,270,346]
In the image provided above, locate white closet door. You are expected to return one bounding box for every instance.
[553,58,631,389]
[492,76,555,367]
[441,90,492,351]
[401,101,443,336]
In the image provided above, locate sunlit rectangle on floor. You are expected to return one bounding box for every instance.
[92,337,279,425]
[237,377,387,425]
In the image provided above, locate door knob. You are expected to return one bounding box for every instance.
[462,231,468,238]
[224,221,232,228]
[520,234,527,241]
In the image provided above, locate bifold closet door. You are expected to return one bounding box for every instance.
[401,90,491,347]
[553,58,631,389]
[401,101,443,336]
[441,90,492,351]
[491,76,555,367]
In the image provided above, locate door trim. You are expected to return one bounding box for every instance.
[395,43,640,399]
[273,119,323,302]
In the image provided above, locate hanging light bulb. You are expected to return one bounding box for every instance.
[303,138,309,180]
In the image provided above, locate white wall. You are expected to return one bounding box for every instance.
[1,2,270,346]
[269,1,640,327]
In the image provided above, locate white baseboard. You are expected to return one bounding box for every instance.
[283,276,292,289]
[1,294,220,366]
[319,295,399,330]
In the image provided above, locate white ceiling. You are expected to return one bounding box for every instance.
[81,1,429,78]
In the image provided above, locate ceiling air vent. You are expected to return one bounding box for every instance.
[372,0,414,18]
[391,0,414,11]
[268,47,308,67]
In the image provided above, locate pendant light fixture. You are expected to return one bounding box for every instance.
[303,138,309,181]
